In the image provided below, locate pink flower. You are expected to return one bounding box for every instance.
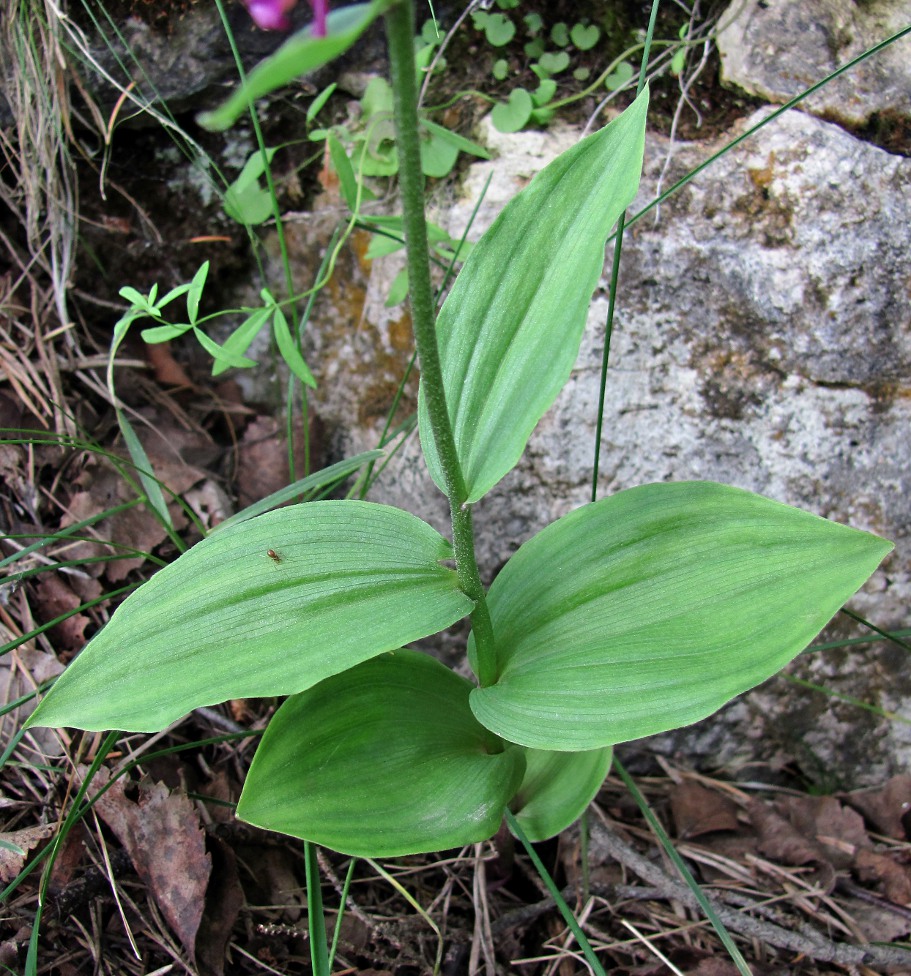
[242,0,327,35]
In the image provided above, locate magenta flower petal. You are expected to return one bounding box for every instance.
[242,0,296,31]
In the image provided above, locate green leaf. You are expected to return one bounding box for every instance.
[483,12,515,47]
[510,747,612,842]
[532,78,557,107]
[523,13,543,35]
[605,61,635,91]
[490,86,533,133]
[419,89,648,503]
[223,150,278,226]
[119,285,158,315]
[359,122,398,177]
[420,132,459,178]
[237,650,526,857]
[212,306,272,377]
[670,47,687,76]
[186,261,209,326]
[573,66,591,82]
[385,267,410,307]
[537,50,570,75]
[570,23,600,51]
[420,19,440,44]
[192,325,257,370]
[272,305,317,388]
[469,482,893,750]
[361,75,394,119]
[27,501,475,732]
[306,81,337,123]
[156,282,192,309]
[492,58,509,81]
[550,23,569,47]
[530,106,556,126]
[365,234,405,260]
[327,131,359,212]
[197,2,391,132]
[223,180,272,226]
[419,118,491,160]
[524,37,545,59]
[140,323,192,343]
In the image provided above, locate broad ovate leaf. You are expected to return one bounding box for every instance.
[469,482,893,750]
[197,1,392,133]
[28,502,473,732]
[419,88,648,503]
[510,747,612,842]
[237,650,526,857]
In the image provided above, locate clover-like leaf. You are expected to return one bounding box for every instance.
[570,23,600,51]
[28,502,474,732]
[238,650,526,857]
[469,482,893,750]
[490,87,533,133]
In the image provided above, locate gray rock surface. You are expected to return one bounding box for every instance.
[716,0,911,131]
[301,106,911,788]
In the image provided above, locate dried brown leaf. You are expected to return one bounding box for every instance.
[195,835,244,976]
[257,847,305,922]
[780,794,869,869]
[236,416,291,509]
[748,799,821,866]
[846,775,911,841]
[80,765,211,957]
[840,896,911,944]
[33,573,89,651]
[855,848,911,905]
[670,781,740,839]
[0,822,55,882]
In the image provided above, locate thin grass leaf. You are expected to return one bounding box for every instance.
[115,410,174,535]
[212,451,383,531]
[506,809,608,976]
[418,117,490,158]
[613,759,753,976]
[307,81,337,122]
[305,842,331,976]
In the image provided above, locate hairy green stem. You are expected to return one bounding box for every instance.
[385,0,497,686]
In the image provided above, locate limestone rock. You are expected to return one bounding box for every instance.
[716,0,911,137]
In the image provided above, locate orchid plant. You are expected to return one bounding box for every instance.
[28,0,891,863]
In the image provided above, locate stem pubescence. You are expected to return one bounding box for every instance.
[384,0,497,687]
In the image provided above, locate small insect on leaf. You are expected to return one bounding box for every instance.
[267,549,282,563]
